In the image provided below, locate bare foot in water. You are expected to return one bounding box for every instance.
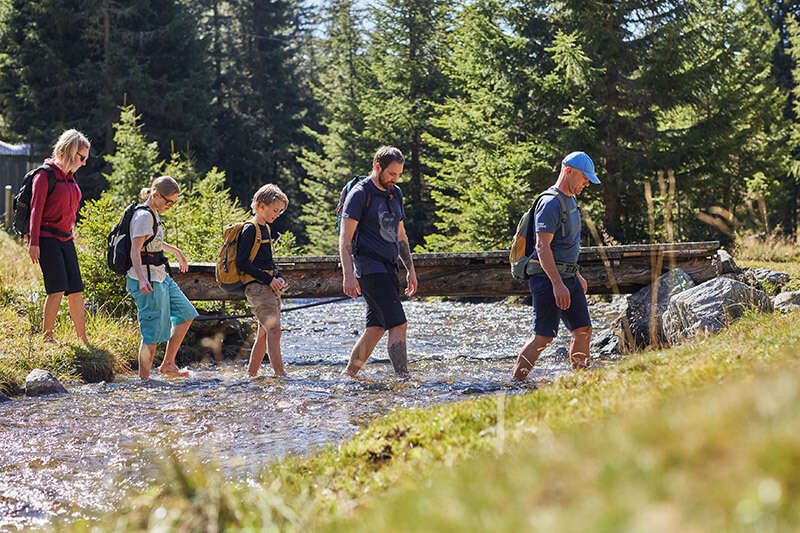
[159,365,190,378]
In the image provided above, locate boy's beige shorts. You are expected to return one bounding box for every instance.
[245,282,281,329]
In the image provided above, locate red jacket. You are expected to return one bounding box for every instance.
[29,158,82,246]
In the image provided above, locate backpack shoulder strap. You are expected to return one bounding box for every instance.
[532,189,567,238]
[40,165,57,196]
[134,204,159,247]
[246,220,262,262]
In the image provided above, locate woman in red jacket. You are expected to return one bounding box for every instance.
[28,129,90,345]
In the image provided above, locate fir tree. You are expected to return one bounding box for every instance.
[298,0,371,254]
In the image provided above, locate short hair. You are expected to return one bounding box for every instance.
[251,183,289,211]
[140,175,180,201]
[373,146,405,170]
[52,129,90,165]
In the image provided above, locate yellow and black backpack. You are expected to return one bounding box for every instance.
[215,220,271,292]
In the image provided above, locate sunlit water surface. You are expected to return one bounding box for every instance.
[0,297,621,529]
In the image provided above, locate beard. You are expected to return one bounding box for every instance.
[377,170,393,190]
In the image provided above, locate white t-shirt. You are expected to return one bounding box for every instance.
[127,207,167,283]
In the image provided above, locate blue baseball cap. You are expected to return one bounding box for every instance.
[562,151,600,184]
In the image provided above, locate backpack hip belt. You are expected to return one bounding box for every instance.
[525,259,580,276]
[40,225,73,238]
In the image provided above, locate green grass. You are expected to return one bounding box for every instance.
[0,232,139,394]
[68,308,800,532]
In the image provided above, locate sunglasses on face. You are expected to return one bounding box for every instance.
[76,152,88,162]
[157,193,179,207]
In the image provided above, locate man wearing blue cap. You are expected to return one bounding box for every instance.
[513,151,601,380]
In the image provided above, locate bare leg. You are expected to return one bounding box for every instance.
[513,334,553,380]
[344,326,385,377]
[386,322,409,376]
[569,326,592,369]
[66,292,89,345]
[248,323,267,377]
[266,322,285,377]
[42,292,64,342]
[138,341,157,380]
[160,319,192,377]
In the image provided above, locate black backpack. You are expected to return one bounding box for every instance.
[12,165,57,237]
[106,203,159,275]
[335,175,370,233]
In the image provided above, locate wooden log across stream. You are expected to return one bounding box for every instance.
[172,241,722,300]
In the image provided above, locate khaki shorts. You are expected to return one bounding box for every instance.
[245,282,281,329]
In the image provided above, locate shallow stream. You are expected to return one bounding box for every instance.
[0,297,621,529]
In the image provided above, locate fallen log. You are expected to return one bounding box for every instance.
[172,241,722,300]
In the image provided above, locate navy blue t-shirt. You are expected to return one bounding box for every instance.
[235,222,280,285]
[532,186,581,264]
[342,178,405,277]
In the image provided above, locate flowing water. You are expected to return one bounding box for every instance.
[0,297,622,529]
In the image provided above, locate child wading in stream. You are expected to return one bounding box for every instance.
[236,184,289,377]
[126,176,198,379]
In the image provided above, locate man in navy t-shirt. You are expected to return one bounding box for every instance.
[339,146,418,377]
[513,151,601,380]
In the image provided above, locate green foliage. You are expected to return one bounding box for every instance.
[76,193,133,313]
[104,105,162,206]
[298,0,372,254]
[77,105,258,311]
[359,0,452,248]
[425,0,555,252]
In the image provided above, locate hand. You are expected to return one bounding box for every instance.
[577,273,588,294]
[552,281,570,310]
[139,278,153,295]
[28,244,40,264]
[405,271,418,297]
[174,249,188,273]
[343,274,361,298]
[269,277,286,295]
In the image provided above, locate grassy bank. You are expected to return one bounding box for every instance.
[0,232,138,394]
[74,304,800,531]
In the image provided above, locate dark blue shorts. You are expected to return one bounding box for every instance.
[529,274,591,338]
[358,272,407,330]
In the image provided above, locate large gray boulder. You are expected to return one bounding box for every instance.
[713,249,739,275]
[662,277,773,345]
[622,268,695,351]
[773,291,800,313]
[25,369,67,396]
[590,328,622,358]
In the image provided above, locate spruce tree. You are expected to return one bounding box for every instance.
[298,0,371,254]
[360,0,452,248]
[426,0,558,251]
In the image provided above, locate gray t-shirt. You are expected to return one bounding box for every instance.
[127,207,166,283]
[532,186,581,265]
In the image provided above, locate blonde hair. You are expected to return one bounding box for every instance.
[140,175,180,201]
[251,184,289,212]
[52,129,90,165]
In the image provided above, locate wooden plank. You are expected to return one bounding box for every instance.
[171,241,721,300]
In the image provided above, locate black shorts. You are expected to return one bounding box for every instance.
[38,237,84,295]
[359,272,407,330]
[529,273,591,337]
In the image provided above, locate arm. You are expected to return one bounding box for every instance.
[535,232,570,310]
[27,171,49,262]
[131,235,153,294]
[162,242,189,273]
[397,221,417,297]
[339,217,361,297]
